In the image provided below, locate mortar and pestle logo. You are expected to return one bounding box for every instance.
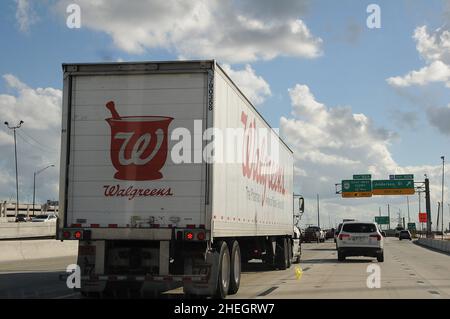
[105,101,173,181]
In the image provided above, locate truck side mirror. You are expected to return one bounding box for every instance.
[298,197,304,214]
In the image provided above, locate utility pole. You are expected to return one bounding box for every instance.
[4,120,24,216]
[317,194,320,228]
[387,204,391,230]
[407,196,410,223]
[425,176,432,238]
[33,165,54,216]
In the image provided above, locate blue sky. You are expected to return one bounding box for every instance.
[1,0,449,226]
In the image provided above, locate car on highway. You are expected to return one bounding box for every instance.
[31,213,58,222]
[394,226,405,237]
[399,230,412,240]
[325,228,335,240]
[336,221,384,262]
[15,214,29,222]
[303,226,325,243]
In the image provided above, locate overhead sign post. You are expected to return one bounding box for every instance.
[341,180,372,198]
[372,180,415,195]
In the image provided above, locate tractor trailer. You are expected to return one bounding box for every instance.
[58,60,302,298]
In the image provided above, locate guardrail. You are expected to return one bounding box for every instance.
[0,239,78,263]
[416,238,450,254]
[0,222,56,239]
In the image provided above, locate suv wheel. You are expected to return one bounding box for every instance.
[337,251,345,261]
[377,252,384,262]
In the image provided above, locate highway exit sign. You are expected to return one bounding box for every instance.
[372,179,415,195]
[407,222,416,231]
[353,174,371,180]
[342,180,372,198]
[375,216,390,225]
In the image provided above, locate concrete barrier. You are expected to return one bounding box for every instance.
[416,238,450,254]
[0,239,78,263]
[0,222,56,239]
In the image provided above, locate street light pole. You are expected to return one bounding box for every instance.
[4,121,24,216]
[441,156,445,240]
[32,165,55,215]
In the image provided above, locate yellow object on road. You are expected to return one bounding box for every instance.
[295,266,303,280]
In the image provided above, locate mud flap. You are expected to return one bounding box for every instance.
[183,249,219,297]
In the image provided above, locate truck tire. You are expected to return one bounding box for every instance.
[275,238,288,270]
[287,239,292,268]
[213,241,230,299]
[228,241,241,295]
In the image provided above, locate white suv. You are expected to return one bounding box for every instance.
[336,221,384,262]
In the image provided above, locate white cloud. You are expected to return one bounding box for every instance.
[281,84,449,227]
[221,64,271,105]
[387,26,450,87]
[0,75,61,204]
[15,0,38,32]
[53,0,322,63]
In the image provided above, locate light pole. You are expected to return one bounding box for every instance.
[4,120,24,216]
[33,165,55,215]
[441,156,445,240]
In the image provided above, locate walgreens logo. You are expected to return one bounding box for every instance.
[241,111,286,205]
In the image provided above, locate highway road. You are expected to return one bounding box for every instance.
[0,238,448,299]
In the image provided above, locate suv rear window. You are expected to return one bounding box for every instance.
[342,223,376,233]
[400,230,409,234]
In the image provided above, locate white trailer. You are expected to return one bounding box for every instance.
[58,60,302,298]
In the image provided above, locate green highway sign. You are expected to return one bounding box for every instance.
[389,174,414,180]
[353,174,372,180]
[342,180,372,192]
[342,180,372,198]
[372,179,415,195]
[407,222,416,231]
[375,216,390,225]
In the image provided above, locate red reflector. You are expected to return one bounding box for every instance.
[185,232,194,240]
[74,231,82,239]
[90,224,99,228]
[186,224,195,229]
[108,224,118,228]
[71,224,81,227]
[62,231,71,239]
[197,232,205,240]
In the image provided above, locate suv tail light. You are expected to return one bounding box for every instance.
[370,234,382,241]
[339,234,350,240]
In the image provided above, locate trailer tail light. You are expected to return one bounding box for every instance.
[197,232,205,241]
[62,231,71,239]
[74,231,83,239]
[185,232,194,240]
[370,234,382,241]
[339,234,350,240]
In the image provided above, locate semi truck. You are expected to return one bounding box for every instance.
[58,60,302,298]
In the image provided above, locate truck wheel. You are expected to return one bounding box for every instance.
[276,238,288,270]
[214,241,230,299]
[287,239,292,268]
[228,241,241,295]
